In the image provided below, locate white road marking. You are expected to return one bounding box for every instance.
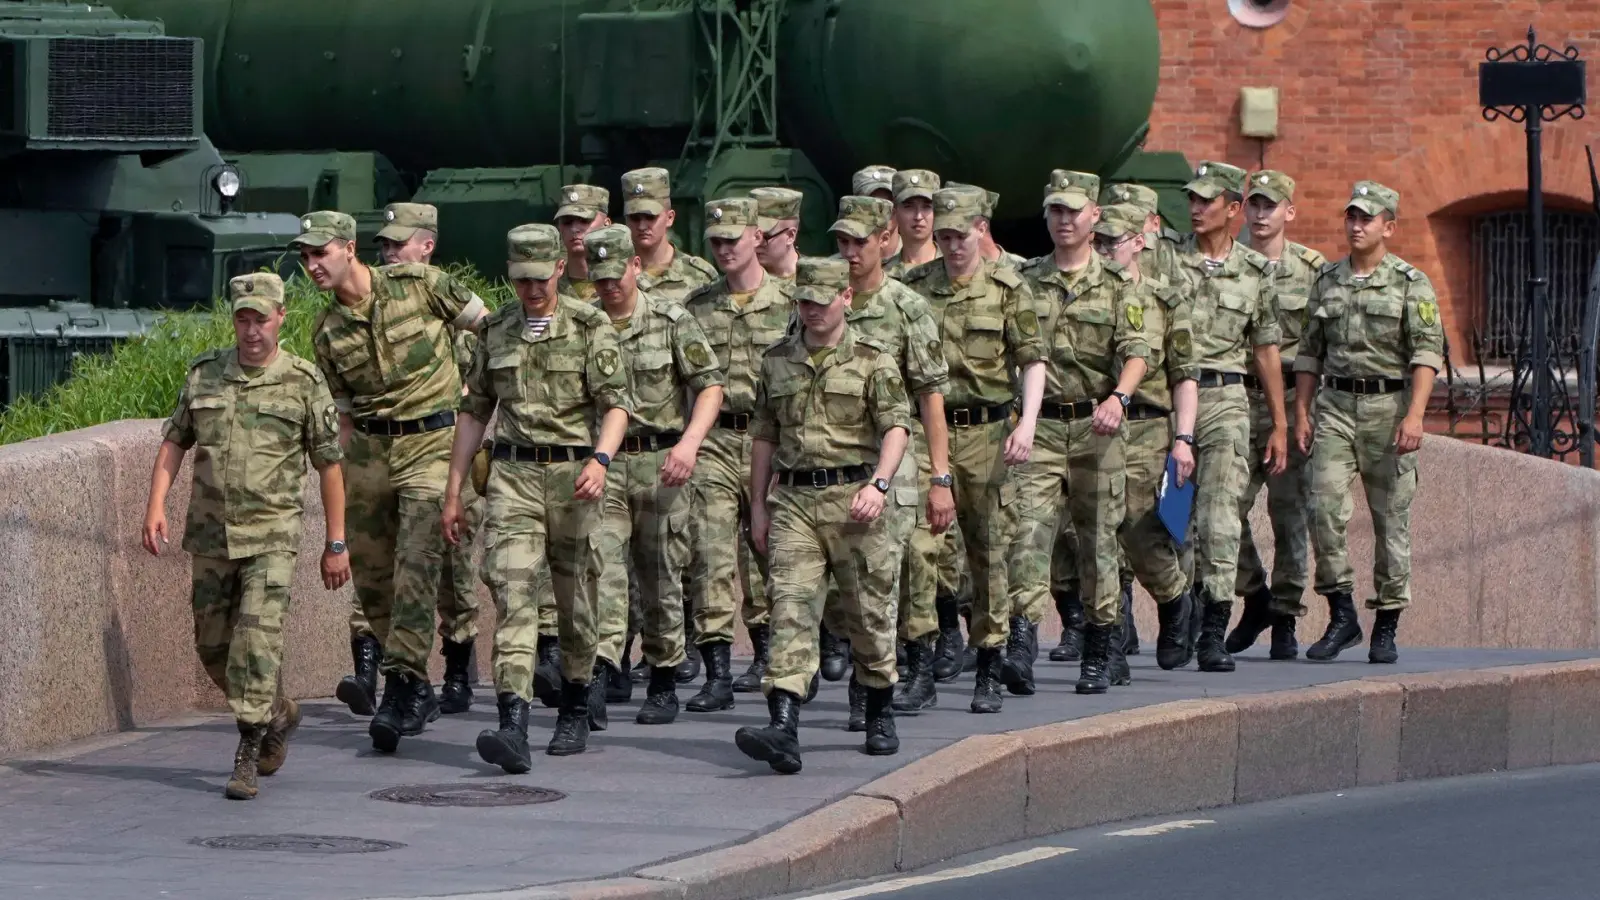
[792,846,1076,900]
[1105,818,1216,837]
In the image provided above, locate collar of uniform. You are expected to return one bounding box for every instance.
[222,347,287,384]
[611,291,654,341]
[1041,251,1100,296]
[520,300,563,344]
[845,282,889,321]
[786,327,858,369]
[638,251,677,289]
[726,273,778,315]
[1334,253,1398,289]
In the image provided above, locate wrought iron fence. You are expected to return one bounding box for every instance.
[1470,210,1600,363]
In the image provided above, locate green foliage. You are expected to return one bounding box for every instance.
[0,263,510,446]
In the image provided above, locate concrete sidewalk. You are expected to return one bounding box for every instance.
[1,647,1590,900]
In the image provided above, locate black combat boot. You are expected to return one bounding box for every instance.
[1225,585,1275,654]
[896,641,908,678]
[1155,590,1196,670]
[635,666,680,725]
[404,678,442,734]
[1109,619,1132,686]
[892,635,937,713]
[1049,587,1086,662]
[533,635,562,708]
[225,722,268,801]
[932,592,965,682]
[819,624,849,682]
[587,663,608,732]
[1189,589,1205,652]
[1121,578,1141,655]
[733,625,770,693]
[368,672,410,753]
[960,607,979,673]
[1306,592,1363,661]
[1196,599,1237,673]
[686,641,736,712]
[476,693,532,774]
[439,639,475,714]
[1369,609,1401,664]
[547,679,592,756]
[846,676,867,732]
[970,647,1004,714]
[336,635,382,716]
[605,657,633,704]
[1076,623,1112,695]
[734,690,802,774]
[1270,615,1299,660]
[675,599,701,684]
[803,670,820,704]
[863,686,899,756]
[1001,615,1036,696]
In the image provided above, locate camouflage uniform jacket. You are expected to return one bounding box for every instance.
[603,291,724,437]
[684,272,794,416]
[1140,227,1186,287]
[1132,273,1199,410]
[750,328,914,472]
[462,296,634,448]
[559,271,599,303]
[164,348,343,560]
[1260,240,1327,366]
[311,263,483,421]
[1294,253,1446,379]
[884,247,940,281]
[901,258,1047,408]
[844,276,950,400]
[1021,252,1152,406]
[1174,234,1282,373]
[638,249,719,306]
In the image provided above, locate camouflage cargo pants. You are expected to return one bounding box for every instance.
[350,478,482,645]
[948,419,1018,649]
[1237,386,1312,615]
[691,428,771,643]
[1191,383,1251,607]
[191,550,295,726]
[1118,416,1189,603]
[1008,417,1126,627]
[344,428,452,680]
[763,483,904,697]
[595,445,693,669]
[821,437,931,642]
[482,458,605,700]
[1309,389,1418,611]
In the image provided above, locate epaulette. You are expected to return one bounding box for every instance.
[562,295,612,328]
[1151,279,1181,308]
[187,347,224,370]
[377,261,431,280]
[285,354,322,379]
[1394,259,1424,282]
[901,259,940,283]
[1319,260,1342,277]
[682,279,720,308]
[682,253,719,279]
[762,332,797,357]
[855,334,892,357]
[1292,242,1327,270]
[1161,226,1185,245]
[1021,254,1051,274]
[1102,258,1133,281]
[1238,243,1271,273]
[653,298,690,322]
[989,264,1022,289]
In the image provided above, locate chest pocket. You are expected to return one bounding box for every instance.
[765,375,806,427]
[542,352,586,408]
[1064,304,1115,363]
[254,399,304,451]
[190,394,229,446]
[821,371,865,423]
[326,331,377,388]
[960,314,1007,360]
[1277,290,1310,338]
[630,349,677,408]
[488,351,524,401]
[1363,296,1405,346]
[1209,288,1251,344]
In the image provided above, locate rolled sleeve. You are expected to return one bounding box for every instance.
[588,326,634,417]
[1249,285,1283,348]
[902,305,951,397]
[303,376,345,468]
[1405,276,1446,373]
[866,354,915,438]
[163,373,198,448]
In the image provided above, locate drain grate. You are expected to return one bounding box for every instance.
[369,783,566,807]
[191,834,406,854]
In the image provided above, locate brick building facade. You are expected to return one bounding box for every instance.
[1146,0,1600,368]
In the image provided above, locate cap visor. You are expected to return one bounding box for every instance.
[1247,187,1288,204]
[376,225,419,242]
[932,215,974,234]
[757,216,782,234]
[1184,180,1223,200]
[588,261,628,281]
[232,298,280,317]
[288,231,337,248]
[829,220,874,240]
[1092,221,1133,238]
[1043,192,1090,211]
[895,188,935,204]
[555,206,600,221]
[705,224,748,240]
[623,200,666,217]
[863,181,893,196]
[794,287,835,304]
[1346,199,1386,216]
[508,261,557,280]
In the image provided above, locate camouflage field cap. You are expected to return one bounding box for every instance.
[852,165,897,197]
[1102,183,1160,217]
[376,202,438,242]
[705,197,758,240]
[1248,170,1297,204]
[584,224,636,280]
[793,256,851,304]
[932,185,988,234]
[1184,161,1248,200]
[751,187,803,234]
[829,195,893,240]
[893,169,941,204]
[622,167,671,217]
[507,224,562,280]
[985,190,1001,217]
[1347,180,1400,218]
[1043,170,1101,211]
[290,210,357,248]
[229,272,285,316]
[556,184,610,221]
[1093,204,1146,239]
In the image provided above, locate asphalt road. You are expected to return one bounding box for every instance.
[788,764,1600,900]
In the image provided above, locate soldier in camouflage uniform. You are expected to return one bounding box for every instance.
[142,272,349,800]
[582,224,727,726]
[369,200,483,715]
[556,184,613,302]
[853,164,901,257]
[885,169,942,279]
[444,224,633,771]
[1294,181,1444,664]
[752,187,803,283]
[686,198,795,696]
[734,256,914,774]
[1225,171,1326,661]
[1175,162,1289,674]
[1010,172,1151,695]
[903,185,1047,714]
[298,211,487,753]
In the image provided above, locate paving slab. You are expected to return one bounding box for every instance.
[0,647,1589,900]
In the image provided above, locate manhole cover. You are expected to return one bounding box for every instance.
[191,834,405,854]
[369,783,566,807]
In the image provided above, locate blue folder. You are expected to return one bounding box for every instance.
[1156,454,1196,547]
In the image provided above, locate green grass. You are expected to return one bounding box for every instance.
[0,264,510,446]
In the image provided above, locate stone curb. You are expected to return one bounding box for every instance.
[378,660,1600,900]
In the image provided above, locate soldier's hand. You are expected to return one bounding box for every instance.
[575,459,607,500]
[321,548,352,591]
[141,509,168,556]
[1002,421,1036,465]
[850,486,886,523]
[1394,414,1425,455]
[442,494,465,546]
[751,503,770,556]
[660,442,699,487]
[1265,425,1289,476]
[927,484,955,534]
[1170,442,1196,486]
[1091,397,1124,436]
[1295,417,1315,456]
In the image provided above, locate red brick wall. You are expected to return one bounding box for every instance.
[1147,0,1600,363]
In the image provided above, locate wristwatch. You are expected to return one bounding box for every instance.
[871,477,891,494]
[593,451,612,468]
[1174,433,1196,446]
[327,540,347,554]
[930,472,954,488]
[1110,391,1132,408]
